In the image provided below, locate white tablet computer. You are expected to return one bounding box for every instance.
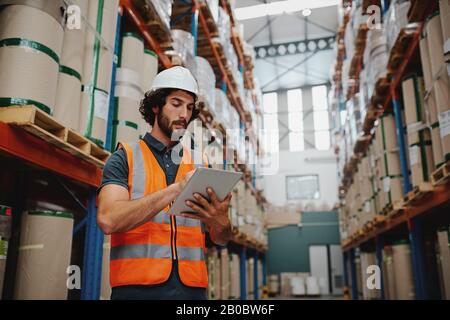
[167,167,243,216]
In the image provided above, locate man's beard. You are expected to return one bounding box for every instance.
[157,111,187,141]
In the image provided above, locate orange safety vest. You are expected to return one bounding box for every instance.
[109,140,209,288]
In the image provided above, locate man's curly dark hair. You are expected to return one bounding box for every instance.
[139,88,199,125]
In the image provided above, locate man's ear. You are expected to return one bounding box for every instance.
[152,105,159,114]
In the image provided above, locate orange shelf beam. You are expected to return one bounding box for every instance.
[342,182,450,251]
[120,0,173,69]
[381,26,422,110]
[0,123,102,187]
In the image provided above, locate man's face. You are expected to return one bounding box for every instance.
[154,90,195,139]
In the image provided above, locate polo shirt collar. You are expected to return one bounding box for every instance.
[143,133,182,153]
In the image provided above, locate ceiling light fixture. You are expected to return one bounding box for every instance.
[302,8,312,17]
[235,0,339,21]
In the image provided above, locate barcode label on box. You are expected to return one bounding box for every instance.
[383,177,391,193]
[94,89,109,121]
[439,110,450,138]
[409,145,420,166]
[364,201,371,213]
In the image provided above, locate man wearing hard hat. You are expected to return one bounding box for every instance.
[97,66,232,300]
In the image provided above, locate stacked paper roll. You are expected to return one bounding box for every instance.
[420,33,445,168]
[114,33,144,145]
[360,252,379,300]
[440,0,450,44]
[392,243,415,300]
[230,254,240,299]
[382,246,396,300]
[54,0,89,131]
[139,49,158,137]
[100,235,111,300]
[426,13,450,162]
[0,0,65,22]
[0,4,64,114]
[378,115,403,205]
[220,249,230,299]
[402,75,434,186]
[14,211,74,300]
[247,258,254,299]
[0,206,12,299]
[214,250,221,299]
[206,249,216,299]
[80,0,119,147]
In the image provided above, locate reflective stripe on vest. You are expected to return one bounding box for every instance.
[111,244,205,261]
[110,140,209,288]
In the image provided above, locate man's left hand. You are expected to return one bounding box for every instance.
[181,188,232,239]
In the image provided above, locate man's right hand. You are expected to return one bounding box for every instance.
[177,170,195,192]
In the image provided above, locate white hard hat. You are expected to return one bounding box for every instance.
[150,66,199,96]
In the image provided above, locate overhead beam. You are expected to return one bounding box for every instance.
[259,58,329,82]
[295,15,337,35]
[261,50,320,90]
[246,15,279,42]
[254,36,335,59]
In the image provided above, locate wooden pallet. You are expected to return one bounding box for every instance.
[0,105,110,167]
[432,161,450,186]
[403,182,434,204]
[385,200,405,218]
[131,0,173,49]
[197,38,228,77]
[363,220,374,232]
[387,24,420,75]
[371,77,391,107]
[373,214,386,226]
[353,135,372,154]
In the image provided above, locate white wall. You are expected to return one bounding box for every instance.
[263,149,339,210]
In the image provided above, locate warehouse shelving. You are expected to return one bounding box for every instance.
[335,1,449,300]
[342,183,450,251]
[0,0,267,300]
[120,0,173,69]
[0,118,106,300]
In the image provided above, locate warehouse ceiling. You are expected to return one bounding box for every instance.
[235,0,340,92]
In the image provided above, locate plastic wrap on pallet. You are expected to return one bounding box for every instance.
[152,0,173,31]
[235,71,245,101]
[253,78,263,105]
[217,7,230,46]
[342,58,351,96]
[244,42,255,62]
[385,0,412,52]
[344,14,355,62]
[363,28,389,98]
[186,56,216,108]
[230,110,241,136]
[214,88,231,128]
[245,90,255,113]
[348,97,362,145]
[350,3,368,33]
[205,0,219,23]
[171,29,194,63]
[358,69,369,120]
